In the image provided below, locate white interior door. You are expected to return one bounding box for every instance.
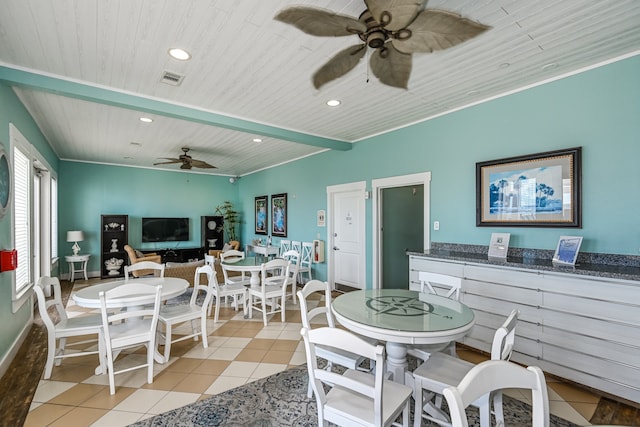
[327,181,366,290]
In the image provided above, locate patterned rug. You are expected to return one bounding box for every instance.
[130,364,580,426]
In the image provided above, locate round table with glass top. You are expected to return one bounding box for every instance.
[332,289,475,384]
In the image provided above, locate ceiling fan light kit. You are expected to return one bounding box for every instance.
[275,0,490,89]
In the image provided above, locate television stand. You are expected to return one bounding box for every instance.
[144,247,204,263]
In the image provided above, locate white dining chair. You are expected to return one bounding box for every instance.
[203,264,248,321]
[124,261,165,280]
[408,271,463,363]
[99,282,162,395]
[298,241,313,284]
[297,280,375,398]
[157,266,217,362]
[291,241,301,257]
[443,360,549,427]
[412,309,519,427]
[247,258,290,326]
[281,249,300,304]
[204,253,215,266]
[279,239,291,256]
[34,277,104,379]
[302,326,412,427]
[220,249,250,286]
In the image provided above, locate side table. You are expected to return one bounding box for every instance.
[65,254,91,282]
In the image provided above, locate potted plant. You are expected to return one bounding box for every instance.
[215,201,240,242]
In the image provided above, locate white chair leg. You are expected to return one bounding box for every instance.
[146,343,154,384]
[201,315,209,348]
[107,351,116,395]
[262,298,268,326]
[414,380,423,427]
[44,332,56,379]
[281,297,286,322]
[55,337,67,366]
[478,394,491,427]
[214,300,221,323]
[493,390,505,426]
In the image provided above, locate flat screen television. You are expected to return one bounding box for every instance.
[142,217,189,242]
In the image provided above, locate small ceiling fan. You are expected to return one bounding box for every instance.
[274,0,490,89]
[153,147,216,170]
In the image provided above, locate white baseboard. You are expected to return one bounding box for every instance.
[0,319,32,380]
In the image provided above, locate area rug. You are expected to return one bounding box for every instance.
[130,364,580,426]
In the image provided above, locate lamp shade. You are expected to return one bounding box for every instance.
[66,230,84,242]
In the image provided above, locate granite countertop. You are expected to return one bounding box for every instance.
[408,249,640,282]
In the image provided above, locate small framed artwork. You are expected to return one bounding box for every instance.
[271,193,288,237]
[254,195,268,235]
[476,147,582,227]
[488,232,510,259]
[317,209,326,227]
[552,236,583,266]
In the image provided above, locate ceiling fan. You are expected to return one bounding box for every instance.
[153,147,216,170]
[275,0,490,89]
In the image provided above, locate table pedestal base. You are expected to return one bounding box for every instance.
[386,342,409,384]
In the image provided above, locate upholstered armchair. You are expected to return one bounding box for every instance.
[208,240,240,259]
[124,245,162,278]
[208,240,241,283]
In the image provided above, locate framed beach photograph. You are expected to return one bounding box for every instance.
[476,147,582,227]
[254,195,268,235]
[271,193,287,237]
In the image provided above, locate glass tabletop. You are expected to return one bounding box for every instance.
[332,289,474,333]
[221,256,270,266]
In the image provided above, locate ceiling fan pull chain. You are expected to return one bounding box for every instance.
[366,47,370,83]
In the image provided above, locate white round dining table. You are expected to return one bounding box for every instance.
[332,289,475,384]
[221,256,270,287]
[72,276,189,371]
[72,277,189,309]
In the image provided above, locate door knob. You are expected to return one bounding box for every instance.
[333,246,340,251]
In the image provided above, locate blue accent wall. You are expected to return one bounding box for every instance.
[0,54,638,368]
[59,162,240,273]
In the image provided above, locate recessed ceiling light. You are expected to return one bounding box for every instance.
[130,142,142,147]
[499,62,510,69]
[253,138,263,143]
[139,117,153,123]
[327,99,341,107]
[542,62,558,71]
[466,90,479,96]
[168,48,191,61]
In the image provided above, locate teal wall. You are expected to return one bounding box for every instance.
[239,55,640,284]
[0,82,59,365]
[58,162,240,273]
[1,54,639,370]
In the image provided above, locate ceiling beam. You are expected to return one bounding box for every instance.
[0,65,352,152]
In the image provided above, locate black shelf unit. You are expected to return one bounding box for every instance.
[100,214,128,278]
[201,215,224,251]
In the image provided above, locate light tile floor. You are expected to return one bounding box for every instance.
[25,280,604,427]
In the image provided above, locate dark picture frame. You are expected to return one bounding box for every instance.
[476,147,582,227]
[271,193,287,237]
[0,147,12,220]
[254,195,268,235]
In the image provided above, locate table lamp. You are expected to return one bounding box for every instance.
[66,230,84,256]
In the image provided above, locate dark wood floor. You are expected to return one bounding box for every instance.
[1,280,638,426]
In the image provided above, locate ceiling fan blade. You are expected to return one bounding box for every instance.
[153,158,182,165]
[392,9,491,54]
[364,0,423,31]
[180,163,192,170]
[191,159,217,169]
[275,6,367,37]
[370,43,412,89]
[312,44,367,89]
